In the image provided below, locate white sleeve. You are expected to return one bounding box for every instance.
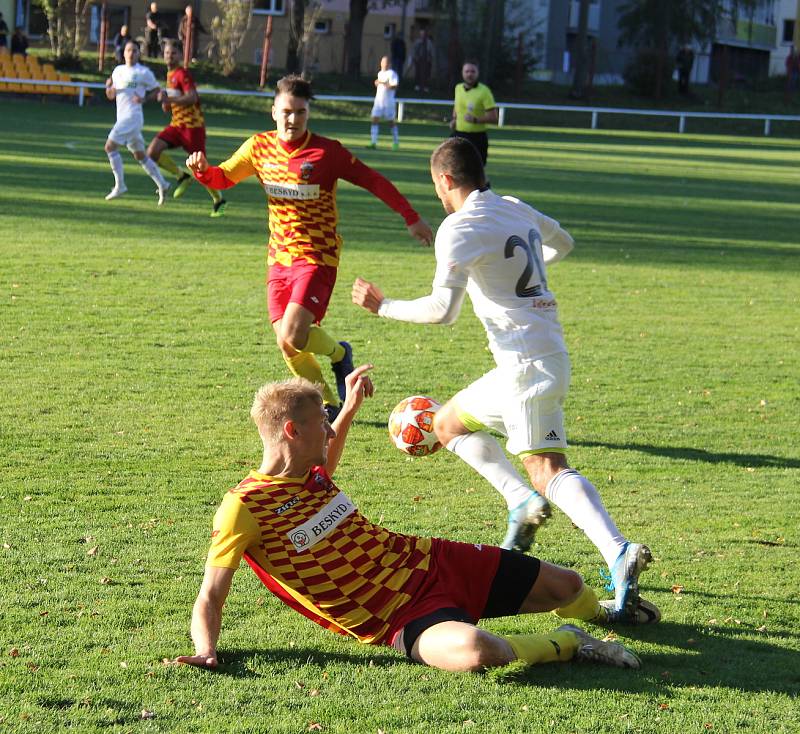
[144,68,159,92]
[537,212,574,264]
[377,285,466,325]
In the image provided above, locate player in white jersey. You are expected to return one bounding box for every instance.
[353,137,656,622]
[103,40,170,204]
[368,56,400,150]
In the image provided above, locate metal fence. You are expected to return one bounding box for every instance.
[4,77,800,136]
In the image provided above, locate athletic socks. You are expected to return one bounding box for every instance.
[446,432,534,510]
[504,630,578,665]
[545,468,627,569]
[157,151,181,177]
[370,124,379,145]
[552,583,605,623]
[139,157,169,189]
[107,150,125,188]
[304,325,346,363]
[207,186,222,204]
[282,351,338,407]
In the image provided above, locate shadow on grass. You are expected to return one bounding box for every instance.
[211,646,404,677]
[572,439,800,469]
[493,621,800,694]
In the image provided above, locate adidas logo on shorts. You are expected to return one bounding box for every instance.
[544,430,560,441]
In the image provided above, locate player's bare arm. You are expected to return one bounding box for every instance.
[351,278,385,314]
[186,151,209,174]
[175,565,236,669]
[104,77,115,101]
[408,218,433,246]
[325,364,375,474]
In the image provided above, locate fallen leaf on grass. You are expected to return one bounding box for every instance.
[308,723,322,732]
[3,543,10,550]
[119,662,127,669]
[87,546,99,557]
[756,625,767,633]
[99,577,113,585]
[671,585,685,595]
[9,648,19,658]
[308,689,319,697]
[658,703,670,711]
[140,710,155,720]
[23,496,32,502]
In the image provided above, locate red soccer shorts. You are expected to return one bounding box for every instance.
[267,261,338,324]
[385,538,502,646]
[157,125,206,154]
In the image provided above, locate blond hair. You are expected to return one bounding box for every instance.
[250,377,322,444]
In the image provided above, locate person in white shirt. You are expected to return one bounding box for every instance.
[368,56,400,151]
[103,40,170,204]
[352,137,657,623]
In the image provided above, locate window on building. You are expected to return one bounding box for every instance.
[783,19,795,44]
[17,0,48,38]
[252,0,285,15]
[315,19,331,35]
[383,22,396,39]
[90,5,131,44]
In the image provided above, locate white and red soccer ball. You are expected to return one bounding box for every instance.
[388,396,442,457]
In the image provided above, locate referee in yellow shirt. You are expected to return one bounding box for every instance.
[450,61,498,166]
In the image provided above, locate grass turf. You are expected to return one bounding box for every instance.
[0,98,798,733]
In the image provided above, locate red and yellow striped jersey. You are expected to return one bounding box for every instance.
[166,67,204,129]
[207,467,432,644]
[199,130,419,268]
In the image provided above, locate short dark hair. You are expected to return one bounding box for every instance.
[163,38,181,52]
[430,137,485,189]
[462,59,479,69]
[275,74,315,101]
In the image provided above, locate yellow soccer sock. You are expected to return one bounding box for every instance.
[504,630,579,665]
[304,325,345,363]
[282,351,338,406]
[552,584,605,623]
[205,186,222,204]
[157,151,181,177]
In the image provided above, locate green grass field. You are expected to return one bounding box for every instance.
[1,97,799,733]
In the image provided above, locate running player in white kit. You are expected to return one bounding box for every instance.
[368,56,400,151]
[103,40,170,204]
[352,137,657,622]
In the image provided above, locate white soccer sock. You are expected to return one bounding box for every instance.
[370,124,379,144]
[140,157,168,188]
[392,126,399,144]
[447,432,534,511]
[107,151,125,189]
[545,468,626,568]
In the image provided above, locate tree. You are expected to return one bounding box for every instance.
[570,0,591,99]
[345,0,369,77]
[209,0,254,76]
[286,0,305,74]
[36,0,93,62]
[617,0,721,97]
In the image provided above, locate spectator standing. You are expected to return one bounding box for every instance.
[0,13,9,48]
[675,45,694,96]
[11,26,28,56]
[178,5,207,62]
[411,28,434,92]
[368,55,400,150]
[113,25,133,64]
[145,2,162,58]
[390,31,406,82]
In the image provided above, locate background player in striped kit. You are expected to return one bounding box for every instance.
[186,75,432,420]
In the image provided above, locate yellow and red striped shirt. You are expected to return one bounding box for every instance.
[198,130,419,268]
[166,67,204,129]
[207,467,432,644]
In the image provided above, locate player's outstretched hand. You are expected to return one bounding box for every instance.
[175,653,218,669]
[351,278,384,315]
[408,218,433,246]
[186,151,209,175]
[342,364,375,416]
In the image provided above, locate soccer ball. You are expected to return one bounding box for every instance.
[388,396,442,457]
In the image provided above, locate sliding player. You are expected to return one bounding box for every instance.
[186,75,432,420]
[353,137,656,621]
[146,39,226,218]
[103,40,170,204]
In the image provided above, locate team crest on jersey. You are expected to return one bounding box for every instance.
[299,161,314,180]
[291,530,310,548]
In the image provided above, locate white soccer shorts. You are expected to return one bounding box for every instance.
[452,351,570,455]
[108,119,146,153]
[370,101,396,121]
